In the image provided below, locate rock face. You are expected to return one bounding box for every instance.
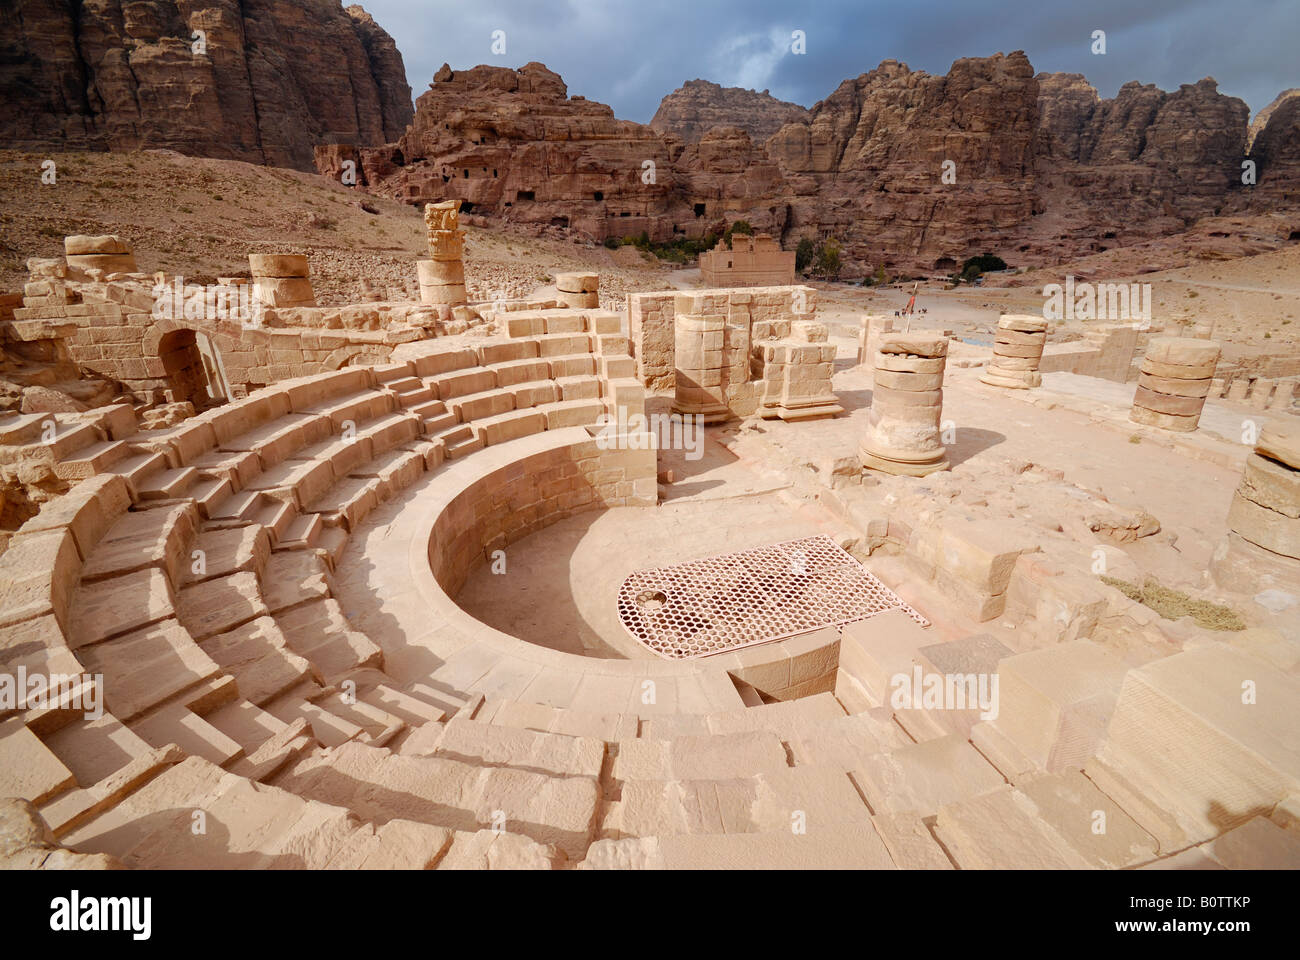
[327,52,1294,274]
[766,53,1040,275]
[1248,89,1300,205]
[1248,88,1300,151]
[1032,74,1251,255]
[0,0,413,171]
[355,63,789,243]
[650,79,810,144]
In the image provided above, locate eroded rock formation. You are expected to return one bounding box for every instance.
[0,0,413,171]
[339,53,1299,273]
[767,53,1041,274]
[650,79,809,144]
[346,63,790,243]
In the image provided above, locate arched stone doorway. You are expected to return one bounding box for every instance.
[157,328,231,409]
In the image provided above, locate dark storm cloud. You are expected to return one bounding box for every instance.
[363,0,1298,121]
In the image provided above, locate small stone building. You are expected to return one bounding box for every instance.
[699,234,795,287]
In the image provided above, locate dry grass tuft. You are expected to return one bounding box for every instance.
[1101,575,1246,631]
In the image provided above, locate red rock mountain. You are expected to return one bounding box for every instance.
[330,53,1299,274]
[650,79,810,144]
[0,0,413,171]
[321,62,792,243]
[766,54,1041,273]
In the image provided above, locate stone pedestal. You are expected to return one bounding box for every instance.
[249,253,316,308]
[860,334,949,476]
[420,201,467,311]
[981,314,1047,388]
[757,320,842,421]
[555,271,598,309]
[64,235,138,275]
[672,313,730,422]
[1129,337,1220,432]
[857,315,895,367]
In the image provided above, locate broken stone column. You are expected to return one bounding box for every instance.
[1129,337,1220,432]
[64,235,137,275]
[555,272,599,309]
[860,334,949,476]
[418,200,467,310]
[1211,421,1300,593]
[672,312,730,423]
[981,314,1047,388]
[856,315,895,366]
[249,254,316,307]
[759,320,843,421]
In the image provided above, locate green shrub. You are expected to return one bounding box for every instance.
[813,237,842,280]
[603,236,622,250]
[795,237,815,272]
[960,253,1006,281]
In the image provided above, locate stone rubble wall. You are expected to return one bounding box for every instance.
[628,285,816,399]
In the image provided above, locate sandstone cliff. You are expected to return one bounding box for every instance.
[766,53,1041,273]
[0,0,413,171]
[1031,73,1253,258]
[650,79,810,144]
[348,62,790,243]
[339,51,1300,274]
[1247,89,1300,206]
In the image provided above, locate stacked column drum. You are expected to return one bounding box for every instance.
[859,334,950,476]
[1129,337,1220,432]
[980,314,1047,388]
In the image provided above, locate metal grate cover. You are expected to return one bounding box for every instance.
[617,535,929,660]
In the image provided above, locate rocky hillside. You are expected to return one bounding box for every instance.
[319,62,792,243]
[0,0,413,171]
[767,53,1041,274]
[650,79,809,143]
[1249,88,1300,151]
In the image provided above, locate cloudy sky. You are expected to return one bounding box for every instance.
[362,0,1297,122]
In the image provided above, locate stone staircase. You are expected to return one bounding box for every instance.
[2,310,1298,869]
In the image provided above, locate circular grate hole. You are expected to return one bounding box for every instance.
[617,535,930,660]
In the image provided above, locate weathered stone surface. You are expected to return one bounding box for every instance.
[1138,372,1213,398]
[650,79,810,144]
[1144,337,1221,367]
[0,0,413,171]
[1238,453,1300,518]
[1129,404,1200,432]
[1227,492,1300,558]
[249,254,309,279]
[1133,385,1208,417]
[1257,421,1300,469]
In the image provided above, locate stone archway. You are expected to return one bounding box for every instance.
[157,328,231,409]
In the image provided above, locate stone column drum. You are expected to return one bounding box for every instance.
[672,313,730,423]
[1212,421,1300,591]
[555,272,599,309]
[64,234,138,275]
[249,254,316,308]
[981,314,1047,388]
[1129,337,1220,432]
[419,200,467,310]
[859,334,950,476]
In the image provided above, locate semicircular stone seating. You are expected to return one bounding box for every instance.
[2,305,1297,870]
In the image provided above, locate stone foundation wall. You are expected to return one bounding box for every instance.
[430,431,657,597]
[11,262,451,404]
[1038,324,1139,382]
[628,284,815,394]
